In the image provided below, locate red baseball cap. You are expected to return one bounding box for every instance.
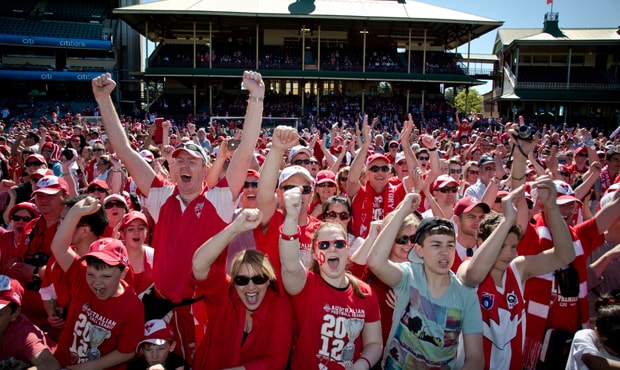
[431,175,459,192]
[366,153,389,166]
[33,175,69,195]
[246,169,260,179]
[8,202,39,220]
[0,275,24,309]
[454,196,490,216]
[120,211,148,230]
[25,153,46,164]
[574,146,587,156]
[315,170,337,185]
[136,319,174,352]
[87,179,109,192]
[80,238,129,268]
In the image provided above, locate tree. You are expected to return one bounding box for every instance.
[453,88,482,115]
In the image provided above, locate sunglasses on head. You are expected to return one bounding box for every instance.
[315,239,348,250]
[280,184,313,195]
[104,201,125,209]
[88,187,107,193]
[233,274,269,286]
[293,159,311,165]
[11,214,33,223]
[317,182,336,188]
[368,165,390,173]
[324,210,350,220]
[417,156,430,161]
[243,181,258,189]
[437,186,458,193]
[395,234,416,245]
[25,161,44,167]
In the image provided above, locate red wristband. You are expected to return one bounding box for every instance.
[359,356,372,370]
[279,225,301,241]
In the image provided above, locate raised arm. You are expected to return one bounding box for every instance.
[519,176,575,281]
[279,188,307,295]
[346,116,372,199]
[594,189,620,235]
[368,192,421,287]
[51,197,101,272]
[457,186,523,287]
[92,74,155,196]
[350,220,382,265]
[256,125,299,230]
[192,208,262,280]
[225,71,264,200]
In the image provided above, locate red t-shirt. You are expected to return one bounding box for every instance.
[289,271,380,369]
[253,210,322,283]
[144,175,237,302]
[193,266,293,369]
[0,313,57,365]
[350,182,406,238]
[55,257,144,368]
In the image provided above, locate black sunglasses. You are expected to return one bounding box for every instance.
[243,181,258,189]
[368,165,390,173]
[233,274,269,286]
[417,156,429,161]
[437,186,458,193]
[389,144,399,148]
[450,169,462,174]
[25,161,44,167]
[93,148,105,152]
[11,214,34,222]
[324,210,351,220]
[317,182,336,188]
[293,159,311,165]
[395,234,416,245]
[88,187,108,193]
[315,239,348,250]
[104,201,125,209]
[281,184,312,195]
[468,170,479,175]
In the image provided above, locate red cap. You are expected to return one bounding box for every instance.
[246,169,260,179]
[25,153,46,164]
[8,202,39,220]
[136,319,174,352]
[30,168,53,180]
[120,211,148,230]
[0,275,24,309]
[431,175,459,192]
[574,146,587,156]
[87,179,109,191]
[366,153,389,166]
[315,170,337,185]
[33,175,69,195]
[454,196,491,216]
[80,238,129,267]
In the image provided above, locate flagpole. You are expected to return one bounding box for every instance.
[550,0,554,14]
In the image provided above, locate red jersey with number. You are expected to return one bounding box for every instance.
[289,271,380,369]
[55,257,144,368]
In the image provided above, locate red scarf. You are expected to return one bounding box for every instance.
[350,182,403,238]
[522,220,590,370]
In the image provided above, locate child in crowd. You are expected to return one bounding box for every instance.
[127,319,189,370]
[566,295,620,369]
[50,196,144,369]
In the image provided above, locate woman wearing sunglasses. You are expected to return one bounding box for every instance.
[280,187,382,369]
[309,170,339,219]
[192,208,293,369]
[1,203,39,270]
[321,195,364,255]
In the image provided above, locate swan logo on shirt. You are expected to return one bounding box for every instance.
[194,202,204,218]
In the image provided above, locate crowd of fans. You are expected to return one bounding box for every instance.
[0,70,620,369]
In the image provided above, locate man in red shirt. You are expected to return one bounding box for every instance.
[92,71,264,361]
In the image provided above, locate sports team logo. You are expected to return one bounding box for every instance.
[481,292,494,310]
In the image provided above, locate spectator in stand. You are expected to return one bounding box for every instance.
[85,141,107,183]
[127,319,190,370]
[192,208,293,369]
[457,182,574,370]
[120,211,153,297]
[92,71,262,360]
[0,203,39,273]
[565,296,620,369]
[368,194,483,369]
[86,179,110,202]
[40,142,62,177]
[0,275,60,370]
[420,174,459,220]
[103,194,128,239]
[451,196,491,272]
[280,188,382,369]
[308,169,338,219]
[600,146,620,194]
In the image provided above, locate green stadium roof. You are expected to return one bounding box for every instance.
[114,0,503,49]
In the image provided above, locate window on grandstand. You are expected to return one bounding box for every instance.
[532,55,548,64]
[571,55,585,65]
[551,55,567,64]
[519,55,531,64]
